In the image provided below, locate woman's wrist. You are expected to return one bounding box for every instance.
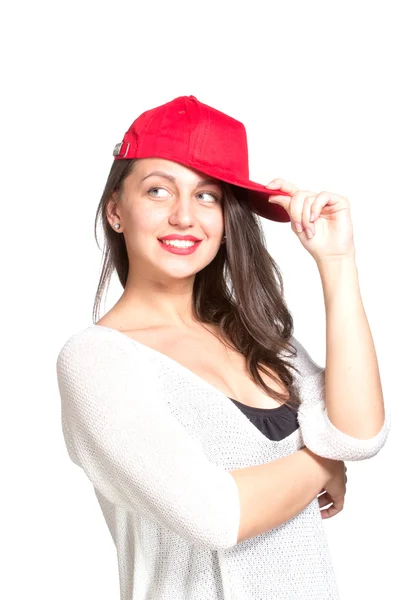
[301,447,336,485]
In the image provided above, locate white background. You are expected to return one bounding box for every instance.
[1,1,398,598]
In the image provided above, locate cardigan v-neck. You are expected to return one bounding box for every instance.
[91,324,300,443]
[56,324,391,600]
[92,324,302,449]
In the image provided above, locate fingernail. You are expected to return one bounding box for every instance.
[310,212,315,222]
[265,182,280,188]
[295,222,303,232]
[305,227,314,239]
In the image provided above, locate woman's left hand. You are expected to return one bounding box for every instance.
[265,178,356,263]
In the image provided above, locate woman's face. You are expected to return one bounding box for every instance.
[110,158,225,281]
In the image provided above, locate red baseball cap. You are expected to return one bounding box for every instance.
[113,95,291,223]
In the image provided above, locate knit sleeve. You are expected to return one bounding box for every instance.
[56,327,241,551]
[291,337,392,461]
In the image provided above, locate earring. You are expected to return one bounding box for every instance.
[113,223,121,230]
[221,234,226,244]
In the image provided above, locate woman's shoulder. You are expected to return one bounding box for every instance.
[58,323,131,348]
[56,324,142,374]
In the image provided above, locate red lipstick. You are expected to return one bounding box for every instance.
[158,238,202,255]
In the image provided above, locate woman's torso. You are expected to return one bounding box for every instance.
[67,321,335,599]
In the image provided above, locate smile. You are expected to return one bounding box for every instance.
[158,239,202,255]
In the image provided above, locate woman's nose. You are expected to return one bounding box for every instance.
[168,198,197,226]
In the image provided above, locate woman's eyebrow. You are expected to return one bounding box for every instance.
[140,171,221,188]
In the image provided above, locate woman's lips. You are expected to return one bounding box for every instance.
[157,239,202,255]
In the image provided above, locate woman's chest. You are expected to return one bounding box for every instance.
[135,335,303,464]
[128,326,287,410]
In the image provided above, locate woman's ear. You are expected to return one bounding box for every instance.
[106,192,120,223]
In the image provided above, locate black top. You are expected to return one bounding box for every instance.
[228,397,300,441]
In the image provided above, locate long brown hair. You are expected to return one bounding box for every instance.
[93,159,302,410]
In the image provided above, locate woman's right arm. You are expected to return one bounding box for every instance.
[56,327,244,552]
[230,448,342,543]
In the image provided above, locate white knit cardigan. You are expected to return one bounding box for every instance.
[56,324,391,600]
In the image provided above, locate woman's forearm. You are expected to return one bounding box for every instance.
[230,448,333,543]
[316,253,386,439]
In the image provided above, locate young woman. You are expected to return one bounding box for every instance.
[56,95,391,600]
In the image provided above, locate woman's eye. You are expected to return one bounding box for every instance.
[147,187,219,203]
[148,187,169,198]
[197,192,218,203]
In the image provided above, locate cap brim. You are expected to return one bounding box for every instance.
[203,170,292,223]
[231,181,291,223]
